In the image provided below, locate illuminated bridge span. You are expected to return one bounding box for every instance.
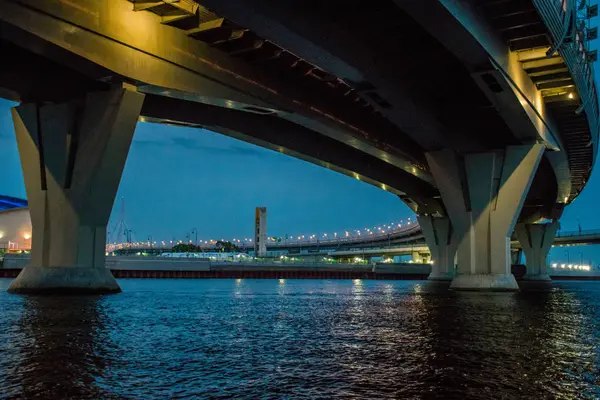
[314,228,600,259]
[107,226,600,257]
[105,219,423,253]
[1,0,598,293]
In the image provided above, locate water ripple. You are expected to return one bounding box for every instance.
[0,279,599,399]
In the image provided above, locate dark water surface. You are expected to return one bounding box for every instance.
[0,278,599,399]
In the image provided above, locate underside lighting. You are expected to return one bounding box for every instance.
[568,93,574,99]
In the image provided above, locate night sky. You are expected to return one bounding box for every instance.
[0,98,599,265]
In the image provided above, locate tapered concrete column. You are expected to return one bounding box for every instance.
[417,215,456,281]
[511,249,523,265]
[8,87,144,294]
[515,221,560,281]
[426,144,545,291]
[411,251,423,263]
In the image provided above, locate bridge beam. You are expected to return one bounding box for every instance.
[417,215,456,281]
[8,86,144,294]
[427,144,545,291]
[515,221,560,282]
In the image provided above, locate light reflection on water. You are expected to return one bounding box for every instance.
[0,278,599,399]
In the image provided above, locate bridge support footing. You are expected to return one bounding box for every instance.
[9,267,120,294]
[426,144,545,291]
[449,274,522,291]
[8,87,144,295]
[417,215,456,281]
[515,221,559,282]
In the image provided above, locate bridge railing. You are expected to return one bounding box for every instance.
[534,0,599,158]
[556,228,600,237]
[266,223,422,247]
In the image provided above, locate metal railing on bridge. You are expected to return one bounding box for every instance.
[556,228,600,237]
[266,223,421,247]
[534,0,599,154]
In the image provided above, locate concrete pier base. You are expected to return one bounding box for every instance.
[417,215,456,281]
[521,274,552,282]
[8,267,120,294]
[428,270,456,281]
[515,221,559,282]
[450,274,519,291]
[518,278,553,291]
[427,145,545,292]
[8,86,143,295]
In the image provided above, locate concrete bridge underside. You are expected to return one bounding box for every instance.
[0,0,597,292]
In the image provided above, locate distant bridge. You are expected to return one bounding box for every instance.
[107,226,600,258]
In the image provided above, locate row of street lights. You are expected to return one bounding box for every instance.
[107,217,419,250]
[268,217,415,244]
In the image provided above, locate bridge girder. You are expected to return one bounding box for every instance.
[192,0,568,220]
[0,0,595,222]
[0,0,454,212]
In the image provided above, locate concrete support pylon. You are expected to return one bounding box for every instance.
[426,144,545,291]
[511,249,523,265]
[8,86,144,294]
[411,251,423,263]
[417,215,456,280]
[515,221,560,281]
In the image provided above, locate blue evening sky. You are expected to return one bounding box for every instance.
[0,99,411,242]
[0,99,599,265]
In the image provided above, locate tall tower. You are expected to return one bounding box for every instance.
[254,207,267,257]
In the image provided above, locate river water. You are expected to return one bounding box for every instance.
[0,278,599,399]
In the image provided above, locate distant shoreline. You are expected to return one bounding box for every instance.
[1,268,599,281]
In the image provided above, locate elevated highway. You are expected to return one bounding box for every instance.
[107,226,600,261]
[0,0,598,292]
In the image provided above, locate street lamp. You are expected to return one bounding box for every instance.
[23,232,31,250]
